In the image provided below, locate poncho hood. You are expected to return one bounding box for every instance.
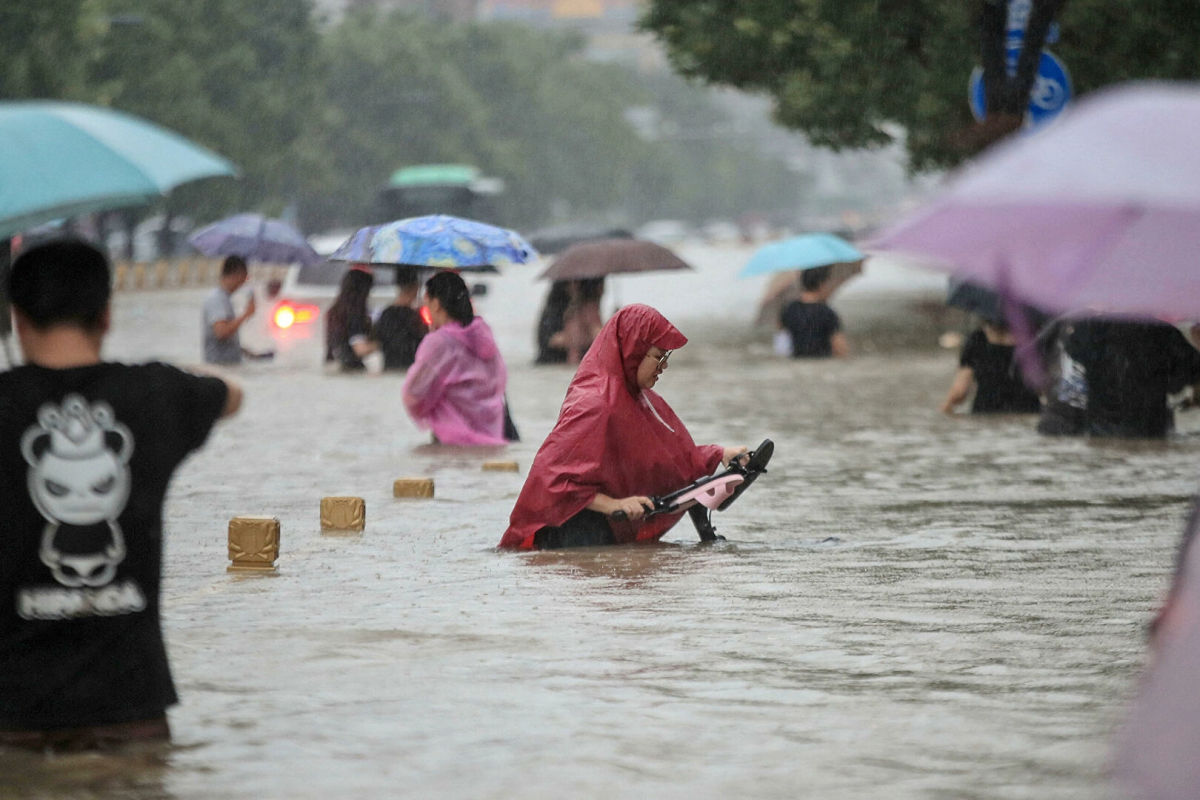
[402,316,507,445]
[499,304,723,549]
[436,317,500,360]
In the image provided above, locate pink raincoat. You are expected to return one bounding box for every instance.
[402,317,508,445]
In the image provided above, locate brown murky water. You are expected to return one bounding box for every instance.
[3,245,1194,799]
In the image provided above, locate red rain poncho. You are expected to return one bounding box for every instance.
[499,304,724,549]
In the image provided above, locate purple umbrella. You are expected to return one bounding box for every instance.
[1116,511,1200,799]
[872,81,1200,799]
[188,212,321,266]
[869,81,1200,321]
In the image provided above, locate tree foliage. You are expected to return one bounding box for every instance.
[0,0,107,100]
[88,0,331,218]
[641,0,1200,171]
[3,1,806,234]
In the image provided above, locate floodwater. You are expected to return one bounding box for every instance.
[4,244,1196,799]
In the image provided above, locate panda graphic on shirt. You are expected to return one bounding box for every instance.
[17,394,146,619]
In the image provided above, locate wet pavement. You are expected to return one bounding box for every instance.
[3,243,1196,799]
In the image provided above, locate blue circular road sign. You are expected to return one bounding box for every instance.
[969,50,1072,127]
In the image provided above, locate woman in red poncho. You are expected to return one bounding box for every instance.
[499,304,747,549]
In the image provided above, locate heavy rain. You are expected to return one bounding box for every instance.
[3,2,1200,799]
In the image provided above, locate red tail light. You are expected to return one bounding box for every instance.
[419,305,432,326]
[272,301,320,330]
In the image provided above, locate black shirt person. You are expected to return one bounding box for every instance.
[941,322,1042,414]
[1066,318,1200,438]
[0,239,241,751]
[779,266,850,358]
[374,265,427,370]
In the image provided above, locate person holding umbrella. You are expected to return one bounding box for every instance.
[374,265,428,371]
[534,238,691,366]
[324,265,376,372]
[779,265,850,358]
[550,277,606,364]
[741,233,862,358]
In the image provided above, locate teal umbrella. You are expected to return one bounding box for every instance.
[0,101,237,239]
[740,233,863,277]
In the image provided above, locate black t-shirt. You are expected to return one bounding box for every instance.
[1067,320,1200,438]
[374,305,428,370]
[960,329,1042,414]
[0,361,227,731]
[780,300,840,358]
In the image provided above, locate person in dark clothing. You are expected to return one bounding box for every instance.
[779,266,849,358]
[941,321,1042,414]
[534,280,570,364]
[1037,321,1088,436]
[0,239,241,751]
[1065,318,1200,438]
[324,265,375,372]
[374,266,427,371]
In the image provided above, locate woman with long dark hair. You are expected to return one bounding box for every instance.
[402,271,511,444]
[534,280,570,364]
[324,266,375,371]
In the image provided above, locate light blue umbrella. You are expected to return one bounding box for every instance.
[0,101,238,239]
[740,233,864,277]
[329,215,536,273]
[188,213,321,266]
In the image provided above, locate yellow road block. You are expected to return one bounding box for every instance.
[393,478,434,498]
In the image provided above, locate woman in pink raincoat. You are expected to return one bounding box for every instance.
[402,271,510,445]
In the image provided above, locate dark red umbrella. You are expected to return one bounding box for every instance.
[537,238,692,281]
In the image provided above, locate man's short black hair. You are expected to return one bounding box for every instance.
[7,238,110,331]
[801,265,832,292]
[394,264,420,289]
[221,254,248,277]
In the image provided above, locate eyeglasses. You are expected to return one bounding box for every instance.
[648,350,671,367]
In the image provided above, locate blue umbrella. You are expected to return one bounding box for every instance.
[0,101,237,239]
[740,233,864,278]
[329,215,536,273]
[188,213,321,266]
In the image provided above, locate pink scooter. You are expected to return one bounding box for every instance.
[612,439,774,541]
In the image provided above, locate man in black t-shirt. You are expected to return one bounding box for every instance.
[375,266,428,370]
[779,265,850,359]
[0,240,242,751]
